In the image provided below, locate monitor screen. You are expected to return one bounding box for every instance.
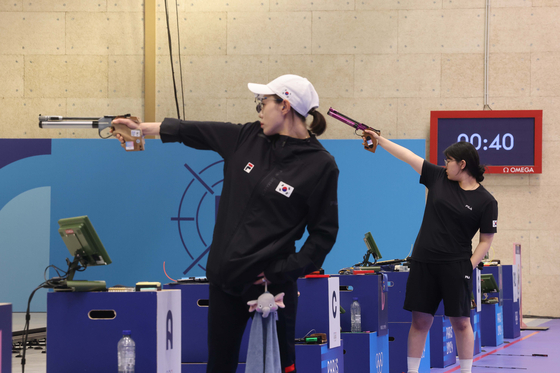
[58,216,112,268]
[481,273,499,293]
[363,232,382,261]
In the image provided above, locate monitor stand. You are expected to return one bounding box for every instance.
[52,255,107,292]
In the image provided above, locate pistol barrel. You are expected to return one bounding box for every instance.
[39,120,97,129]
[327,107,369,131]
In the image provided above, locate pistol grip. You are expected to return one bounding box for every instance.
[362,131,380,153]
[112,122,145,152]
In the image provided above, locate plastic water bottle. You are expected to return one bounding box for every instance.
[118,330,136,373]
[351,297,362,333]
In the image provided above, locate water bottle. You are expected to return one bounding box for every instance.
[118,330,136,373]
[351,297,362,333]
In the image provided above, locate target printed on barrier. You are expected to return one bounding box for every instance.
[171,160,224,275]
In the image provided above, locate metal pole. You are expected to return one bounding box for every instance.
[484,0,492,110]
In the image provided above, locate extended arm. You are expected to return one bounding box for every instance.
[112,117,246,158]
[470,233,494,269]
[363,129,424,174]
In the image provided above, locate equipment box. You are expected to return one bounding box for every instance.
[471,308,482,356]
[342,332,389,373]
[1,303,12,373]
[501,265,521,339]
[337,274,389,336]
[385,272,411,323]
[481,303,504,347]
[47,290,181,373]
[163,282,252,363]
[295,341,344,373]
[181,363,245,372]
[296,277,341,349]
[388,322,431,373]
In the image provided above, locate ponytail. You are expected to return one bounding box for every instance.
[476,165,486,183]
[289,104,327,136]
[307,108,327,136]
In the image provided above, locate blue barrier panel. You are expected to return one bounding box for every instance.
[342,332,389,373]
[296,341,344,373]
[181,363,245,373]
[385,272,411,323]
[430,315,456,368]
[502,299,521,339]
[388,323,431,373]
[0,303,12,373]
[471,308,482,356]
[501,265,521,339]
[481,303,504,347]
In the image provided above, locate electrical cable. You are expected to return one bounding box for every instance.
[43,264,66,280]
[174,0,186,119]
[20,282,48,373]
[20,261,85,372]
[163,261,177,282]
[164,0,182,119]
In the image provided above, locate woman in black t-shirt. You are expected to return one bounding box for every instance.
[363,131,498,373]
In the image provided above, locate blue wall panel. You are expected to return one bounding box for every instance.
[0,138,425,311]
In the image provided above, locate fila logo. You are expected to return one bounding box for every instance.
[244,162,254,173]
[465,205,472,210]
[275,181,294,198]
[493,220,498,228]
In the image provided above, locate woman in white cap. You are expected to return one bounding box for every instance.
[113,74,339,373]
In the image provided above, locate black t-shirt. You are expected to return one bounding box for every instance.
[411,160,498,263]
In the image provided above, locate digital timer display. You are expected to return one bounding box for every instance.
[437,117,534,166]
[430,110,542,174]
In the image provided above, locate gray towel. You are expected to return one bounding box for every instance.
[245,312,282,373]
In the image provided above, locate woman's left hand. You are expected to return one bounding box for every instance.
[253,272,271,286]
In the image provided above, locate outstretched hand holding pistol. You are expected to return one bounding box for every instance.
[111,117,162,149]
[362,129,423,174]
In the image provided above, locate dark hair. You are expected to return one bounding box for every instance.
[444,141,486,182]
[273,94,327,136]
[294,108,326,136]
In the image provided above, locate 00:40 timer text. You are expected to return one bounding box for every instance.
[457,133,514,151]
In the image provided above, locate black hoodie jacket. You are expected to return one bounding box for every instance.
[160,118,339,295]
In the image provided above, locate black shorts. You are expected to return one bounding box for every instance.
[403,259,473,318]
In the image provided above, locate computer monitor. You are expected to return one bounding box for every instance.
[363,232,382,262]
[353,231,383,267]
[56,216,111,291]
[480,273,499,294]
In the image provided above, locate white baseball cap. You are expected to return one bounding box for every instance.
[248,74,319,117]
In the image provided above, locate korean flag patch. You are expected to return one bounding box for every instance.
[275,181,294,198]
